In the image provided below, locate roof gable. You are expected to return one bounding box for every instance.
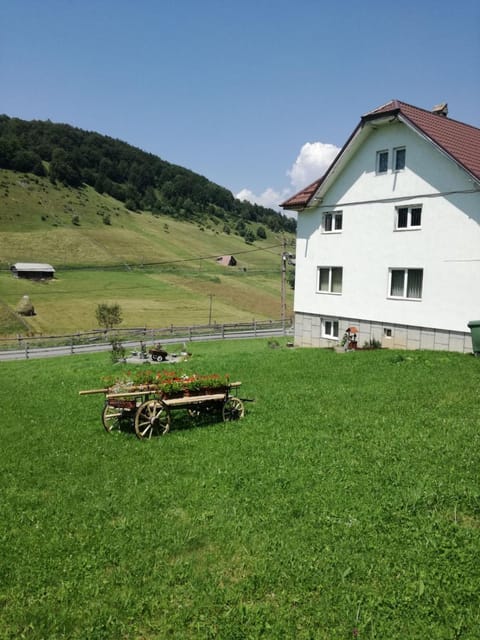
[282,100,480,210]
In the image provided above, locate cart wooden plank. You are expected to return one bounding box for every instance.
[162,392,226,407]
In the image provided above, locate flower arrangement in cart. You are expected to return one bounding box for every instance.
[103,369,230,398]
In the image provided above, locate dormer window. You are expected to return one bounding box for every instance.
[376,150,388,174]
[394,147,406,171]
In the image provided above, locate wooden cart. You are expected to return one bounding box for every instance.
[80,382,244,440]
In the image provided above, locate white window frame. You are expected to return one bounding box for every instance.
[393,147,406,171]
[376,150,389,174]
[388,268,423,300]
[322,318,340,339]
[322,211,343,233]
[395,205,422,230]
[317,266,343,294]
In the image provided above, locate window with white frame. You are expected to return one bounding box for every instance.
[318,267,343,294]
[322,318,339,339]
[376,150,389,173]
[323,211,343,232]
[389,268,423,299]
[396,205,422,230]
[394,147,406,171]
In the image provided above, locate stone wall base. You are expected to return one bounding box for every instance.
[294,312,473,354]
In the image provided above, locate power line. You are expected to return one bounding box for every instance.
[0,242,286,273]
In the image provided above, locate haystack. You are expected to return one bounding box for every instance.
[16,295,35,316]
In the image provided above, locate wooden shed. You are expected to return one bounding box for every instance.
[216,255,237,267]
[10,262,55,280]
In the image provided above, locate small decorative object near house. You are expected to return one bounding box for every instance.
[79,371,244,440]
[148,343,168,361]
[340,326,358,351]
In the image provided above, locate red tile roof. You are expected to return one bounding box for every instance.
[281,100,480,210]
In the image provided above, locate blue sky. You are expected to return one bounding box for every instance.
[2,0,479,210]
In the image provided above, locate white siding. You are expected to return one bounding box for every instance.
[295,121,480,335]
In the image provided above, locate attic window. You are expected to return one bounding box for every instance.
[376,150,388,174]
[394,147,406,171]
[323,211,343,232]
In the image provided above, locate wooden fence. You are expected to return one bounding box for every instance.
[0,319,293,359]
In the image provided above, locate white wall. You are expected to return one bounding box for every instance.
[295,121,480,333]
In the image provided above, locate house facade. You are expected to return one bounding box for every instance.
[282,101,480,352]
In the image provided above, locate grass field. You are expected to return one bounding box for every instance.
[0,266,289,336]
[0,171,294,336]
[1,340,479,639]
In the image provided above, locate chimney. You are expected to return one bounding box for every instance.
[432,102,448,117]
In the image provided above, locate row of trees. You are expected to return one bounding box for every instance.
[0,115,296,235]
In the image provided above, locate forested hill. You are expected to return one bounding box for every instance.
[0,115,295,235]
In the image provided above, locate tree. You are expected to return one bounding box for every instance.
[244,229,256,244]
[256,226,267,239]
[95,303,123,329]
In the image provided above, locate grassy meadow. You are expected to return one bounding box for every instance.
[1,339,479,639]
[0,171,294,336]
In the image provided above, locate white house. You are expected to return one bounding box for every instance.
[281,100,480,352]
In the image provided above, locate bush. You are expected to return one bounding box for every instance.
[110,339,126,363]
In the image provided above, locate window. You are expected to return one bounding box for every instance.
[323,319,339,339]
[396,205,422,229]
[389,268,423,299]
[318,267,343,294]
[323,211,343,232]
[384,327,392,338]
[376,150,388,173]
[394,147,406,171]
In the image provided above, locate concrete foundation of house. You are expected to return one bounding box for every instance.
[294,312,473,354]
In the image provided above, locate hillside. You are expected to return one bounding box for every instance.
[0,170,295,337]
[0,115,295,237]
[0,115,297,337]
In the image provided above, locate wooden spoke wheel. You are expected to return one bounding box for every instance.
[135,399,170,439]
[102,404,128,433]
[222,397,245,422]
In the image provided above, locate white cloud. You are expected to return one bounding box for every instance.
[236,140,340,212]
[235,186,291,211]
[287,141,339,189]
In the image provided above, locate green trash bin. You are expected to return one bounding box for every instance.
[467,320,480,355]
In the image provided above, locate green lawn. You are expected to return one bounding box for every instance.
[1,341,479,639]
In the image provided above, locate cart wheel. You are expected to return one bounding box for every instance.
[151,354,158,361]
[222,397,245,421]
[135,400,170,439]
[102,404,124,433]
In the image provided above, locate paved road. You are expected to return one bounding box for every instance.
[0,328,293,361]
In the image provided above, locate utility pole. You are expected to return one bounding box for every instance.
[281,237,287,330]
[208,294,214,326]
[281,237,295,332]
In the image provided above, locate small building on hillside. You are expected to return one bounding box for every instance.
[216,255,237,267]
[10,262,55,280]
